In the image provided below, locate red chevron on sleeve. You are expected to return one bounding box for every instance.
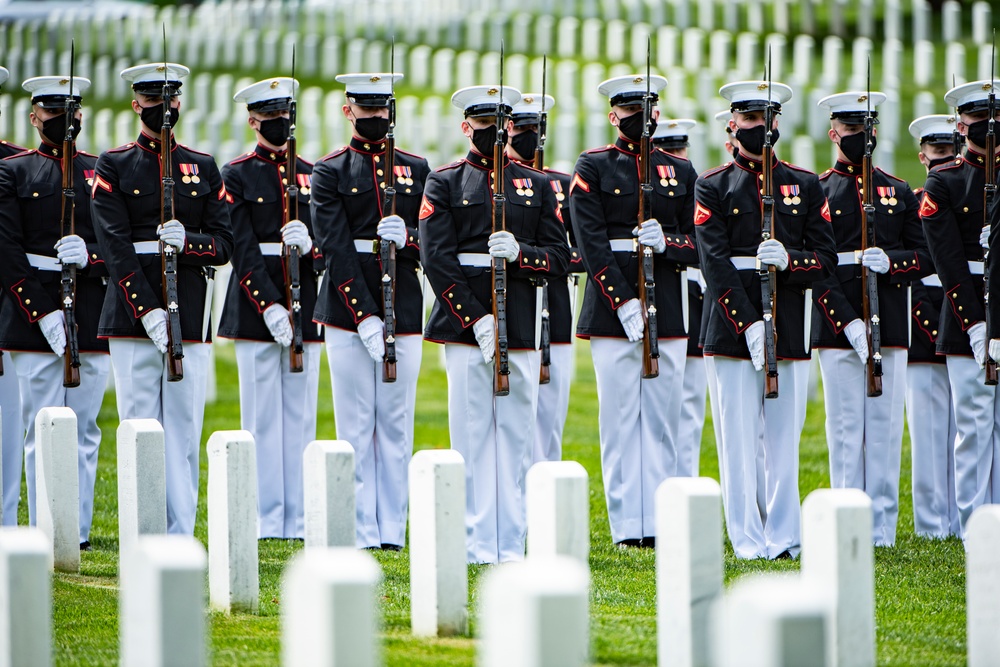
[418,196,434,220]
[92,174,112,196]
[919,191,939,217]
[694,202,712,226]
[570,173,590,194]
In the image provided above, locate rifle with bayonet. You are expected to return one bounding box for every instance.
[985,32,998,385]
[535,54,551,385]
[284,49,304,373]
[637,37,660,379]
[160,27,183,381]
[60,40,81,387]
[760,50,779,398]
[492,43,511,396]
[380,41,398,383]
[861,59,883,396]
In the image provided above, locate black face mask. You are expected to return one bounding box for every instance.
[354,116,390,141]
[927,155,956,170]
[140,104,179,132]
[258,117,290,147]
[41,113,81,145]
[734,124,779,155]
[510,130,538,160]
[616,112,654,143]
[472,125,504,157]
[838,131,875,164]
[966,118,994,148]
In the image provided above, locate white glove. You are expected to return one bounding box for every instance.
[156,219,186,251]
[991,338,1000,365]
[262,303,293,347]
[282,219,313,255]
[376,214,406,248]
[861,247,890,274]
[745,320,766,371]
[473,314,496,364]
[756,238,789,271]
[634,218,667,254]
[844,318,870,364]
[39,310,66,357]
[488,231,520,262]
[982,225,992,250]
[617,298,644,342]
[55,234,88,269]
[141,308,168,354]
[357,316,386,363]
[969,321,988,368]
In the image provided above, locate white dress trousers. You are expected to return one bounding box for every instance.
[13,351,109,542]
[109,339,210,536]
[945,355,1000,535]
[445,344,539,564]
[591,336,687,543]
[906,362,960,538]
[706,355,810,560]
[677,355,707,477]
[0,358,22,525]
[818,347,906,546]
[533,343,574,463]
[326,328,422,549]
[235,340,321,539]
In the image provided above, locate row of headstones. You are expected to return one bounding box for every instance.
[4,15,995,107]
[16,405,1000,665]
[10,0,989,64]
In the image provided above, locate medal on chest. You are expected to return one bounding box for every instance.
[656,164,678,187]
[513,178,534,197]
[779,184,801,206]
[550,178,565,202]
[296,173,311,195]
[877,186,897,206]
[179,163,200,184]
[393,165,413,186]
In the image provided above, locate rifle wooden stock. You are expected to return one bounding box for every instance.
[861,144,884,396]
[380,98,398,383]
[284,101,304,374]
[985,121,998,384]
[60,117,80,388]
[492,128,510,397]
[160,95,183,382]
[534,126,551,384]
[637,112,659,379]
[760,138,778,399]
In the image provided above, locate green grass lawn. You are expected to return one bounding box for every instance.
[42,340,965,666]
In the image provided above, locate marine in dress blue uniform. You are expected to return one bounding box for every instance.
[906,114,961,538]
[420,85,570,563]
[695,80,837,559]
[653,118,707,478]
[569,75,698,548]
[0,65,28,527]
[0,75,108,546]
[922,79,1000,536]
[310,73,431,550]
[505,93,583,464]
[812,92,931,547]
[218,77,321,539]
[91,62,234,535]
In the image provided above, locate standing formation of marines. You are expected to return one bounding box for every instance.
[0,47,995,562]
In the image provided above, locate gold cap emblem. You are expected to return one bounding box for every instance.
[984,82,994,91]
[857,94,867,102]
[59,78,69,85]
[370,75,381,82]
[487,87,498,95]
[156,65,166,72]
[633,77,643,84]
[523,96,534,104]
[757,83,768,90]
[270,80,280,89]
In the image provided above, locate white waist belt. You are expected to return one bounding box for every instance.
[259,242,282,256]
[133,241,160,254]
[921,274,942,287]
[609,238,636,252]
[837,250,862,265]
[687,267,702,283]
[730,256,757,270]
[458,253,491,267]
[354,239,377,253]
[969,261,985,275]
[26,253,61,271]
